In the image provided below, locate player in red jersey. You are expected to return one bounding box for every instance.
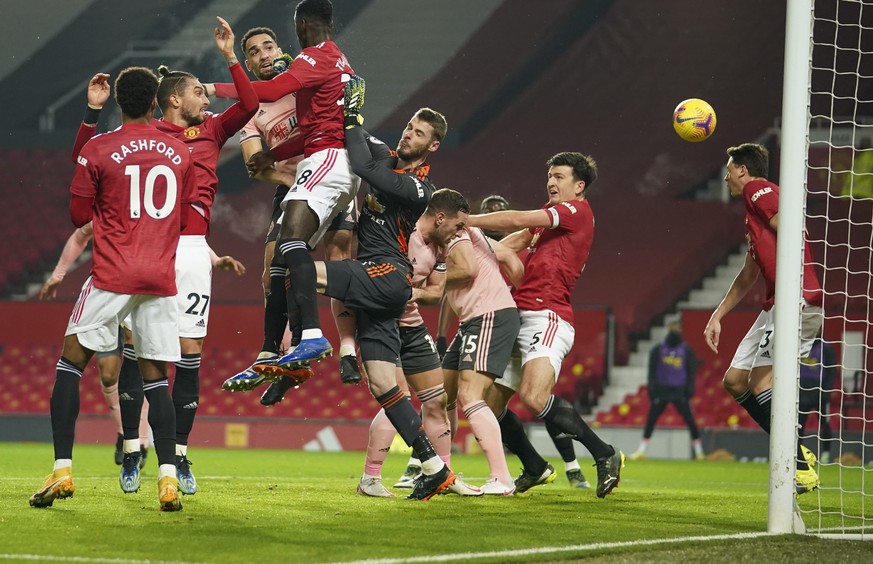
[221,25,362,403]
[40,220,245,466]
[466,152,624,499]
[703,142,824,494]
[212,0,360,373]
[29,67,197,512]
[72,17,256,496]
[440,193,592,490]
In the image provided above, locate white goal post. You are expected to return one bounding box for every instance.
[772,0,872,538]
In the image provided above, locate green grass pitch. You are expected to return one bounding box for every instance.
[1,442,870,563]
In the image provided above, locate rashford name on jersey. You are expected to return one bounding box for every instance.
[108,138,186,165]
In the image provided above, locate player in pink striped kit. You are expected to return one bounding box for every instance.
[441,227,524,494]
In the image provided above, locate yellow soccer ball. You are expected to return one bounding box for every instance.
[673,98,717,142]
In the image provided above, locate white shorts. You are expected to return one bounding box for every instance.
[175,235,212,339]
[494,309,575,392]
[730,303,824,371]
[66,276,181,362]
[281,148,360,248]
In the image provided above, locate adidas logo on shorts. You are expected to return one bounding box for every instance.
[195,319,206,328]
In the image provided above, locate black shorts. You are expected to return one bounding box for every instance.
[325,259,412,363]
[400,324,441,376]
[442,307,520,377]
[265,185,291,244]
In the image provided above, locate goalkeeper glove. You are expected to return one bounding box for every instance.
[343,74,366,129]
[272,53,294,74]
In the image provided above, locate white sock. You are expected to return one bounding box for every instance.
[408,456,421,468]
[564,459,581,472]
[257,351,277,360]
[637,440,649,454]
[124,439,140,454]
[158,464,176,479]
[301,329,323,340]
[693,440,703,456]
[420,456,445,475]
[53,459,72,471]
[175,444,187,457]
[339,344,356,358]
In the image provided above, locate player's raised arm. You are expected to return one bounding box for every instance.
[213,16,258,138]
[71,73,110,161]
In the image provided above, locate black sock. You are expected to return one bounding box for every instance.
[118,345,144,442]
[377,386,437,464]
[736,389,771,433]
[539,395,613,460]
[278,239,320,332]
[51,358,82,460]
[545,419,577,464]
[285,275,302,347]
[143,378,176,466]
[172,353,200,446]
[498,408,547,476]
[262,263,289,354]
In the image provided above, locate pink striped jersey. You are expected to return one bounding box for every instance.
[400,229,446,328]
[240,93,303,180]
[445,227,517,323]
[513,199,594,325]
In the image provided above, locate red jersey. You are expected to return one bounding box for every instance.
[742,179,823,310]
[154,112,232,235]
[243,40,352,157]
[512,199,595,324]
[73,63,257,236]
[70,123,197,296]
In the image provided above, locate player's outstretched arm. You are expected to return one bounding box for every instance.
[467,209,552,233]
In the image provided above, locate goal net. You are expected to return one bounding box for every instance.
[776,0,872,537]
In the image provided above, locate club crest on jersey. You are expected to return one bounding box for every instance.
[184,127,200,139]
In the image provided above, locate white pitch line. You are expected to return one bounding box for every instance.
[0,555,201,564]
[328,532,775,564]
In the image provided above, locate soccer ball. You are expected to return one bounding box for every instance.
[672,98,717,142]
